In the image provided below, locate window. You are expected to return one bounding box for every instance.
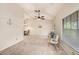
[63,11,78,30]
[66,16,71,29]
[71,12,77,29]
[63,10,79,52]
[63,18,67,29]
[78,11,79,29]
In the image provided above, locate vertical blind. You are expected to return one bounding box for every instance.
[63,10,79,30]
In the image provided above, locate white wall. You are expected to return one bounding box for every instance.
[0,4,24,51]
[30,19,53,36]
[24,16,54,37]
[54,3,79,39]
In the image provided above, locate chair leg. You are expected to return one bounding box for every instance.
[57,42,61,51]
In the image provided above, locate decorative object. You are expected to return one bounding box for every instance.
[24,30,30,36]
[7,18,13,25]
[24,20,26,24]
[38,25,42,28]
[24,19,28,24]
[34,10,45,20]
[54,24,56,31]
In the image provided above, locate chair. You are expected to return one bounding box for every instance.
[49,34,59,44]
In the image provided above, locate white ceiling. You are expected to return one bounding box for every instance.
[18,3,64,20]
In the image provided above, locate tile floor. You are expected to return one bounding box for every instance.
[0,35,66,55]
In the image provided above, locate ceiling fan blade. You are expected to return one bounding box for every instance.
[41,16,45,20]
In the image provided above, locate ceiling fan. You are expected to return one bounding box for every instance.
[34,10,45,20]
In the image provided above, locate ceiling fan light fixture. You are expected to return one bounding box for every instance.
[38,16,40,18]
[34,10,45,20]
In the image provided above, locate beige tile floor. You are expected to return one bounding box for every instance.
[0,35,66,55]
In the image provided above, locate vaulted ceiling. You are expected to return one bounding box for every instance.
[18,3,64,20]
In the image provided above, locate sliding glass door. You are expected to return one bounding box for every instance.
[63,11,78,30]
